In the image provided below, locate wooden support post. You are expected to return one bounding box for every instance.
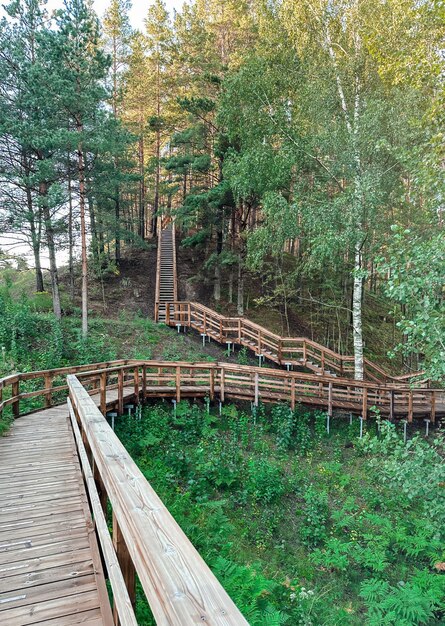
[12,379,19,418]
[254,372,259,407]
[134,367,140,405]
[154,301,159,323]
[93,462,107,515]
[219,320,223,343]
[44,373,52,408]
[210,368,215,401]
[321,351,325,375]
[389,390,395,420]
[303,340,307,365]
[100,372,107,415]
[258,330,261,354]
[220,367,225,402]
[112,513,136,613]
[328,382,333,417]
[278,339,282,363]
[203,311,207,335]
[431,391,436,424]
[362,387,368,420]
[118,369,124,415]
[166,303,170,326]
[142,365,147,402]
[238,319,241,343]
[188,301,191,326]
[290,377,296,410]
[176,366,181,403]
[408,390,413,423]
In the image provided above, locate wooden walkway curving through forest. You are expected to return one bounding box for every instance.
[0,224,443,625]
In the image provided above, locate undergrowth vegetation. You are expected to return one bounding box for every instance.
[116,401,445,626]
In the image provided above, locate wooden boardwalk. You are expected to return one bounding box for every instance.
[0,404,113,626]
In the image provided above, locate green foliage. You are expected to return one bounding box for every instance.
[114,399,445,625]
[379,227,445,381]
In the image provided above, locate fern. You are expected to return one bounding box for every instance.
[212,556,287,625]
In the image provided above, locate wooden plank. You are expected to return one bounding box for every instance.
[0,559,95,595]
[0,589,101,625]
[0,575,97,612]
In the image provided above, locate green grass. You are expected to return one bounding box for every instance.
[115,401,445,626]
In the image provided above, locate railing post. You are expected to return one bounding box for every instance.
[112,512,136,615]
[154,301,159,323]
[431,391,436,423]
[408,390,413,423]
[389,390,395,420]
[321,351,325,375]
[220,367,225,402]
[12,379,19,418]
[362,387,368,420]
[44,373,52,408]
[134,367,140,404]
[118,369,124,415]
[142,365,147,402]
[290,376,296,410]
[94,463,108,515]
[328,382,333,417]
[176,366,181,403]
[100,372,107,415]
[203,311,207,335]
[166,303,170,326]
[219,320,223,343]
[210,368,215,401]
[238,319,241,343]
[254,372,259,407]
[278,339,282,364]
[303,340,307,365]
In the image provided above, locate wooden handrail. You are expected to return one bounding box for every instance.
[68,375,249,626]
[163,301,428,384]
[1,360,442,429]
[68,397,138,626]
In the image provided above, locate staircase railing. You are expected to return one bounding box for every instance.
[164,301,428,385]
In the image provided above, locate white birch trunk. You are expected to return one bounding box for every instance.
[352,241,364,380]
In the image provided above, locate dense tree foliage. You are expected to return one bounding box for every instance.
[0,0,443,378]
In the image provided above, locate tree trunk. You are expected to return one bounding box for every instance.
[237,253,244,316]
[352,241,364,380]
[77,131,88,339]
[27,188,44,292]
[68,163,75,301]
[214,227,223,302]
[115,196,121,266]
[40,181,61,319]
[138,133,145,239]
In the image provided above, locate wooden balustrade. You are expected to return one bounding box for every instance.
[163,301,428,384]
[68,375,249,626]
[0,360,443,427]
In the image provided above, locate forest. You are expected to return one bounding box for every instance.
[0,0,444,381]
[0,1,445,625]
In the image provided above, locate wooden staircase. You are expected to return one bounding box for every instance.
[155,222,177,323]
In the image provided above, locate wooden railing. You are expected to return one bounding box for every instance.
[1,360,442,621]
[163,301,428,385]
[0,361,442,428]
[68,375,248,626]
